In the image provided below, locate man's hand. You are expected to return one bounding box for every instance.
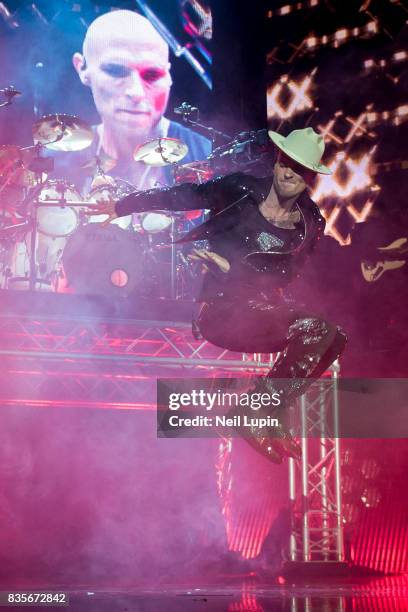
[188,249,230,273]
[84,198,118,225]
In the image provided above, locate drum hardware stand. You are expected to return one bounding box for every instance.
[143,214,181,300]
[28,181,46,291]
[173,102,231,146]
[169,216,178,299]
[24,145,54,292]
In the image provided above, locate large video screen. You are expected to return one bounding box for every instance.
[0,1,213,297]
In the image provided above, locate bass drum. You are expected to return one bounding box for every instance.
[62,223,145,297]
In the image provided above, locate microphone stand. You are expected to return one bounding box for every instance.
[174,103,231,146]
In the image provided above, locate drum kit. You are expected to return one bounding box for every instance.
[0,101,270,298]
[0,113,215,298]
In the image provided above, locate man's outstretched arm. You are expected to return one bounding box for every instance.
[116,181,209,217]
[116,171,251,216]
[85,172,249,223]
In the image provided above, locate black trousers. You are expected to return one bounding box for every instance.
[197,297,347,402]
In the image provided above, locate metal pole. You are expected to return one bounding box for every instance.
[288,456,297,561]
[169,217,177,299]
[300,394,310,561]
[332,361,344,561]
[28,202,38,291]
[319,381,330,560]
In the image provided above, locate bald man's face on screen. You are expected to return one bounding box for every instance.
[73,11,172,137]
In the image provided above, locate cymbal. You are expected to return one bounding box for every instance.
[133,137,188,167]
[32,114,94,152]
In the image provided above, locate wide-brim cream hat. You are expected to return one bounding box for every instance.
[268,127,332,175]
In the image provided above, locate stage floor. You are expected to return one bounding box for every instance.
[3,575,408,611]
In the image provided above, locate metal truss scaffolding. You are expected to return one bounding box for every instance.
[288,363,344,563]
[0,313,274,409]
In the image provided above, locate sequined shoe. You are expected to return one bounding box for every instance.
[242,376,302,463]
[244,419,301,463]
[219,377,301,463]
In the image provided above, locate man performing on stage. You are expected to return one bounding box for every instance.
[88,127,347,463]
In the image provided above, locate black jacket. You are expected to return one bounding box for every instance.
[116,172,326,300]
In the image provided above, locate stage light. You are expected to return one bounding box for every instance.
[267,0,322,17]
[311,148,378,244]
[345,199,376,223]
[393,50,407,61]
[312,149,376,202]
[280,5,291,15]
[306,36,318,48]
[365,105,408,127]
[289,21,380,56]
[317,105,403,145]
[267,70,315,119]
[335,29,348,41]
[363,48,407,74]
[366,21,377,34]
[321,205,351,246]
[394,104,408,125]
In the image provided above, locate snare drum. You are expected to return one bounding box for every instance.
[36,180,80,237]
